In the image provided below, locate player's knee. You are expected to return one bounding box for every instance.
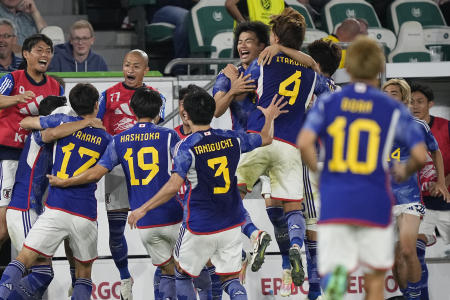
[400,244,417,260]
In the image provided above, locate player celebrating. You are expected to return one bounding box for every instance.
[0,33,63,250]
[298,36,427,300]
[237,8,330,287]
[96,49,166,300]
[128,89,287,300]
[0,83,111,300]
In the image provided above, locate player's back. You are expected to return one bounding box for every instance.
[246,53,328,145]
[113,122,183,228]
[310,83,419,226]
[47,116,111,220]
[176,129,248,234]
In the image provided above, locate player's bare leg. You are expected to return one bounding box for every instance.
[394,213,421,298]
[364,270,385,300]
[283,201,306,287]
[73,260,94,299]
[0,207,8,249]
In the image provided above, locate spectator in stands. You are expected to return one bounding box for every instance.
[225,0,285,25]
[0,0,46,45]
[48,20,108,72]
[323,18,361,69]
[0,18,21,71]
[358,18,369,35]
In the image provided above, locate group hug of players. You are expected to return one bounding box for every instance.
[0,7,449,300]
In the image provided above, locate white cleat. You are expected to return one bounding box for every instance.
[120,277,134,300]
[280,269,292,297]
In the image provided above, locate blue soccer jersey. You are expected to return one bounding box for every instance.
[99,122,183,228]
[212,65,258,132]
[390,117,439,205]
[45,116,112,220]
[245,53,330,145]
[9,113,76,213]
[303,83,425,227]
[172,129,262,234]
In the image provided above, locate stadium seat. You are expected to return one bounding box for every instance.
[323,0,381,34]
[388,21,431,62]
[367,28,397,50]
[41,26,65,46]
[387,0,447,34]
[285,0,315,29]
[209,30,234,73]
[304,29,328,44]
[187,0,234,55]
[145,22,175,44]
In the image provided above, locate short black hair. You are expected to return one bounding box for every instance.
[130,87,162,119]
[183,90,215,125]
[69,83,99,116]
[410,82,434,102]
[38,96,67,116]
[179,84,203,101]
[307,39,342,76]
[234,21,269,56]
[22,33,53,54]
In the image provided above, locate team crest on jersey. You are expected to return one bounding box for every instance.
[2,188,11,200]
[261,0,271,10]
[204,131,211,136]
[139,124,146,128]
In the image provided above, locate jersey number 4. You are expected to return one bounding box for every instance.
[327,116,381,175]
[278,71,302,105]
[56,143,100,179]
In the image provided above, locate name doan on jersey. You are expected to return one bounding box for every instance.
[73,130,103,145]
[341,97,373,114]
[193,138,234,155]
[120,132,160,143]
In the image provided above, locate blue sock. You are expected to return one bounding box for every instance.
[320,273,331,292]
[70,266,76,288]
[285,210,306,248]
[0,260,26,300]
[175,268,196,300]
[208,266,222,300]
[241,209,258,239]
[160,274,176,300]
[194,267,212,300]
[107,211,131,280]
[17,265,54,298]
[71,278,92,300]
[154,267,162,300]
[417,239,428,300]
[406,280,421,299]
[400,287,407,296]
[222,278,247,300]
[305,240,321,300]
[266,207,290,269]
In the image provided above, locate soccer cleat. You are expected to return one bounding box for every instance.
[325,265,347,300]
[250,231,272,272]
[280,269,292,297]
[120,277,133,300]
[289,245,305,286]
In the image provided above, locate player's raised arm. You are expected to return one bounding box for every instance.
[128,173,184,229]
[41,118,105,143]
[258,44,319,72]
[257,94,288,146]
[47,164,109,188]
[0,91,35,109]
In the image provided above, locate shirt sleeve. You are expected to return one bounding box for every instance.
[314,74,331,96]
[235,131,262,153]
[39,113,66,129]
[98,139,120,171]
[212,72,231,96]
[395,108,425,150]
[0,73,14,95]
[416,120,439,152]
[158,92,166,124]
[172,141,193,179]
[169,131,181,157]
[96,91,107,119]
[32,130,45,147]
[244,59,260,82]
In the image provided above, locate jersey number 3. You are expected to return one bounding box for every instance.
[208,156,230,194]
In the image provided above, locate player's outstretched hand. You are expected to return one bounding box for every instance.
[258,44,280,66]
[222,64,239,80]
[391,163,409,183]
[46,174,66,187]
[16,91,35,103]
[230,73,255,96]
[128,208,146,229]
[257,94,288,120]
[429,182,450,202]
[87,118,106,130]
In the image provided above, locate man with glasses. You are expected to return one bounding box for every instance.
[49,19,108,72]
[0,18,21,71]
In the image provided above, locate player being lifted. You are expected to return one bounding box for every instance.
[0,83,111,300]
[236,8,331,287]
[96,49,165,300]
[298,36,427,300]
[127,89,287,300]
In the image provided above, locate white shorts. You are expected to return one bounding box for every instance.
[105,166,129,211]
[318,224,394,275]
[0,160,18,207]
[392,203,426,219]
[302,164,320,231]
[419,209,450,245]
[24,207,98,262]
[6,208,39,252]
[139,222,181,266]
[237,140,303,201]
[174,226,242,277]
